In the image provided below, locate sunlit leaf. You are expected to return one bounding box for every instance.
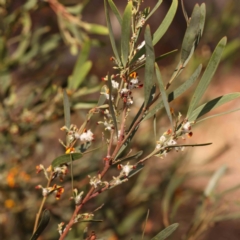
[108,0,122,25]
[189,92,240,122]
[121,1,132,66]
[187,37,227,119]
[152,0,178,45]
[144,25,155,108]
[196,107,240,123]
[155,63,173,127]
[51,153,83,168]
[82,23,109,35]
[151,223,179,240]
[68,61,92,90]
[30,210,50,240]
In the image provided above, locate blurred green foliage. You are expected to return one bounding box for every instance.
[1,1,240,240]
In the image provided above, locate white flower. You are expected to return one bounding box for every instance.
[126,97,134,105]
[182,121,191,133]
[120,88,129,94]
[120,162,134,176]
[79,130,94,142]
[159,135,166,143]
[167,139,177,146]
[104,121,112,131]
[111,80,119,89]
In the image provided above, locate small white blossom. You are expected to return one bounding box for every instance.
[79,130,94,142]
[120,88,129,94]
[167,139,177,146]
[111,80,119,89]
[119,162,134,176]
[182,121,191,133]
[104,121,113,131]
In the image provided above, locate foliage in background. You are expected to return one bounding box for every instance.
[1,0,240,240]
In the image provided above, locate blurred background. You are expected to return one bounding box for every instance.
[1,0,240,239]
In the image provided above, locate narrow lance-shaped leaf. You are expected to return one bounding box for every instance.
[152,0,178,45]
[155,63,173,127]
[144,25,155,108]
[204,165,227,197]
[197,107,240,124]
[68,40,92,90]
[151,223,179,240]
[121,1,132,66]
[104,0,121,65]
[52,153,83,168]
[30,210,51,240]
[107,73,118,138]
[131,49,178,73]
[187,37,227,119]
[68,61,92,90]
[108,0,122,25]
[144,64,202,120]
[180,4,201,66]
[145,0,163,21]
[189,92,240,122]
[63,90,71,130]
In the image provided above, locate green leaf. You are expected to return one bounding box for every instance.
[187,37,227,119]
[98,85,108,106]
[155,63,173,127]
[145,64,202,120]
[151,223,179,240]
[104,0,121,65]
[113,150,143,165]
[196,107,240,124]
[152,0,178,46]
[121,1,132,66]
[180,4,201,66]
[82,23,109,35]
[204,165,227,197]
[221,38,240,60]
[73,102,97,109]
[107,73,118,138]
[144,25,155,108]
[108,0,122,25]
[63,90,71,130]
[131,49,178,73]
[11,12,31,61]
[51,153,83,168]
[162,175,185,226]
[30,210,50,240]
[145,0,163,21]
[68,40,91,89]
[189,92,240,122]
